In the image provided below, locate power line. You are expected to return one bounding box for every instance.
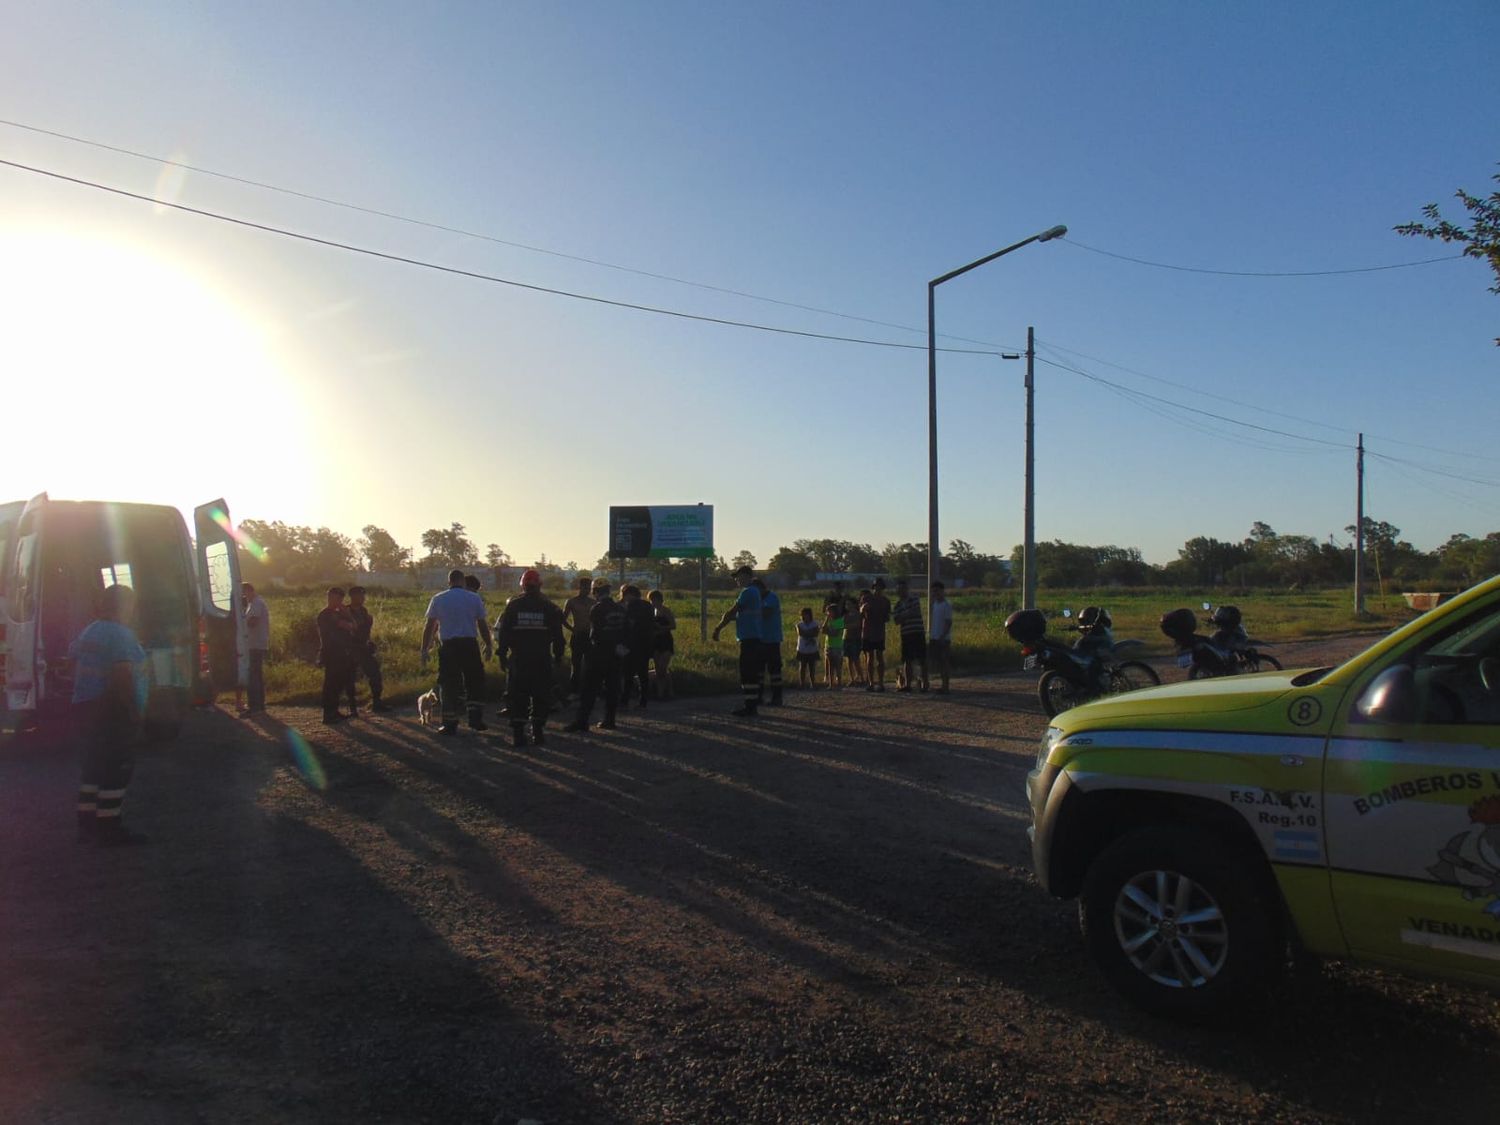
[1061,238,1464,277]
[1366,450,1500,490]
[1034,354,1349,450]
[0,116,1018,350]
[7,152,1497,481]
[1035,336,1500,465]
[1366,454,1500,519]
[1034,337,1356,438]
[0,157,1007,357]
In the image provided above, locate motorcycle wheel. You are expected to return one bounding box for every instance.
[1038,670,1086,718]
[1110,661,1161,694]
[1243,652,1282,673]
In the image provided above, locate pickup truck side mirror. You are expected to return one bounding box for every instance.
[1353,665,1417,725]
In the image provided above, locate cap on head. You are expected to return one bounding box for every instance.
[591,579,611,594]
[520,568,541,589]
[732,565,754,578]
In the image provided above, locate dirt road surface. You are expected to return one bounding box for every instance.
[4,635,1497,1123]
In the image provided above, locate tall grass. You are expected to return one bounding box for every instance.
[254,584,1415,707]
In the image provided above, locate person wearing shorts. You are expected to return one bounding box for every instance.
[892,578,928,691]
[822,599,844,689]
[861,578,892,692]
[794,607,821,688]
[928,580,954,694]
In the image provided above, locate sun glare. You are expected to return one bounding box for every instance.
[0,225,320,526]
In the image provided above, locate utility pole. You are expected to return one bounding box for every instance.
[1023,326,1037,611]
[1354,433,1365,615]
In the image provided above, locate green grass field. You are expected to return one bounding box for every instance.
[254,584,1415,707]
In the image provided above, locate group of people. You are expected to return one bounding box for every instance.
[315,584,394,722]
[299,567,958,735]
[63,567,955,844]
[415,568,679,745]
[708,569,953,716]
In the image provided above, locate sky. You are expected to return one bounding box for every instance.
[2,1,1498,573]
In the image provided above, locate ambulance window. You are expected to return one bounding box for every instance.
[100,563,133,589]
[203,541,235,613]
[12,528,39,622]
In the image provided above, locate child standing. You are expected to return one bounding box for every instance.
[822,598,845,689]
[795,607,822,688]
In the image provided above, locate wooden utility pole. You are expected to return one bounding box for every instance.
[1354,433,1365,614]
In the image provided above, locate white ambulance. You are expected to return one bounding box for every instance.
[0,494,246,740]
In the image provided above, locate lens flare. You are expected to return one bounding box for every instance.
[286,729,327,791]
[208,506,267,561]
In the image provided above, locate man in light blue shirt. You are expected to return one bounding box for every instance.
[420,570,493,735]
[712,565,763,717]
[69,584,148,846]
[754,578,785,707]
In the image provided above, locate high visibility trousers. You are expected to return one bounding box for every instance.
[438,638,486,725]
[738,640,764,708]
[761,641,783,701]
[75,700,137,828]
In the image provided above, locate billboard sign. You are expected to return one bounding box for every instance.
[608,505,714,559]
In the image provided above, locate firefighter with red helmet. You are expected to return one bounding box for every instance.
[495,568,566,747]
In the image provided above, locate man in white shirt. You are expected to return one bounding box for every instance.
[928,581,955,694]
[420,570,493,735]
[241,582,270,714]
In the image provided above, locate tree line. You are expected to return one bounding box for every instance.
[235,516,1499,591]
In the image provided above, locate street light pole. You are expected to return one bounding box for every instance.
[926,225,1066,612]
[1024,326,1037,610]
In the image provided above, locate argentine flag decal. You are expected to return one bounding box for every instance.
[1273,829,1322,862]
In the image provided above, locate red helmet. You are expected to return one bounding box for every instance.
[519,568,541,588]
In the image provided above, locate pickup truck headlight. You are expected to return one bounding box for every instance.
[1039,725,1065,769]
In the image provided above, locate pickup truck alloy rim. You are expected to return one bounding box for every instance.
[1113,869,1229,989]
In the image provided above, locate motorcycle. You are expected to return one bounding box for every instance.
[1159,603,1282,678]
[1004,606,1161,718]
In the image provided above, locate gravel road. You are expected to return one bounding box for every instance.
[3,634,1497,1123]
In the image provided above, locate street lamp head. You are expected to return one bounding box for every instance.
[1038,224,1068,242]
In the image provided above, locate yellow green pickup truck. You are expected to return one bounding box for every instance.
[1027,575,1500,1015]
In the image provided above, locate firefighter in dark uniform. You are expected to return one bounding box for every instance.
[564,578,629,732]
[345,586,391,714]
[619,584,656,708]
[316,586,359,724]
[495,568,566,748]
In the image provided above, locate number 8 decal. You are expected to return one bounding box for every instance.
[1287,697,1322,726]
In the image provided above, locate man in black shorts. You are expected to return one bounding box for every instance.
[861,577,892,692]
[891,578,928,692]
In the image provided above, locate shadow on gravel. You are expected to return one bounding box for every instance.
[321,694,1500,1119]
[1104,957,1500,1120]
[0,707,614,1125]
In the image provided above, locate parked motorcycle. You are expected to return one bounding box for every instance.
[1159,603,1282,678]
[1004,606,1161,718]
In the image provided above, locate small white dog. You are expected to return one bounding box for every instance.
[417,689,440,729]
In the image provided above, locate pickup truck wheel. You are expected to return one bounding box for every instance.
[1080,827,1282,1017]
